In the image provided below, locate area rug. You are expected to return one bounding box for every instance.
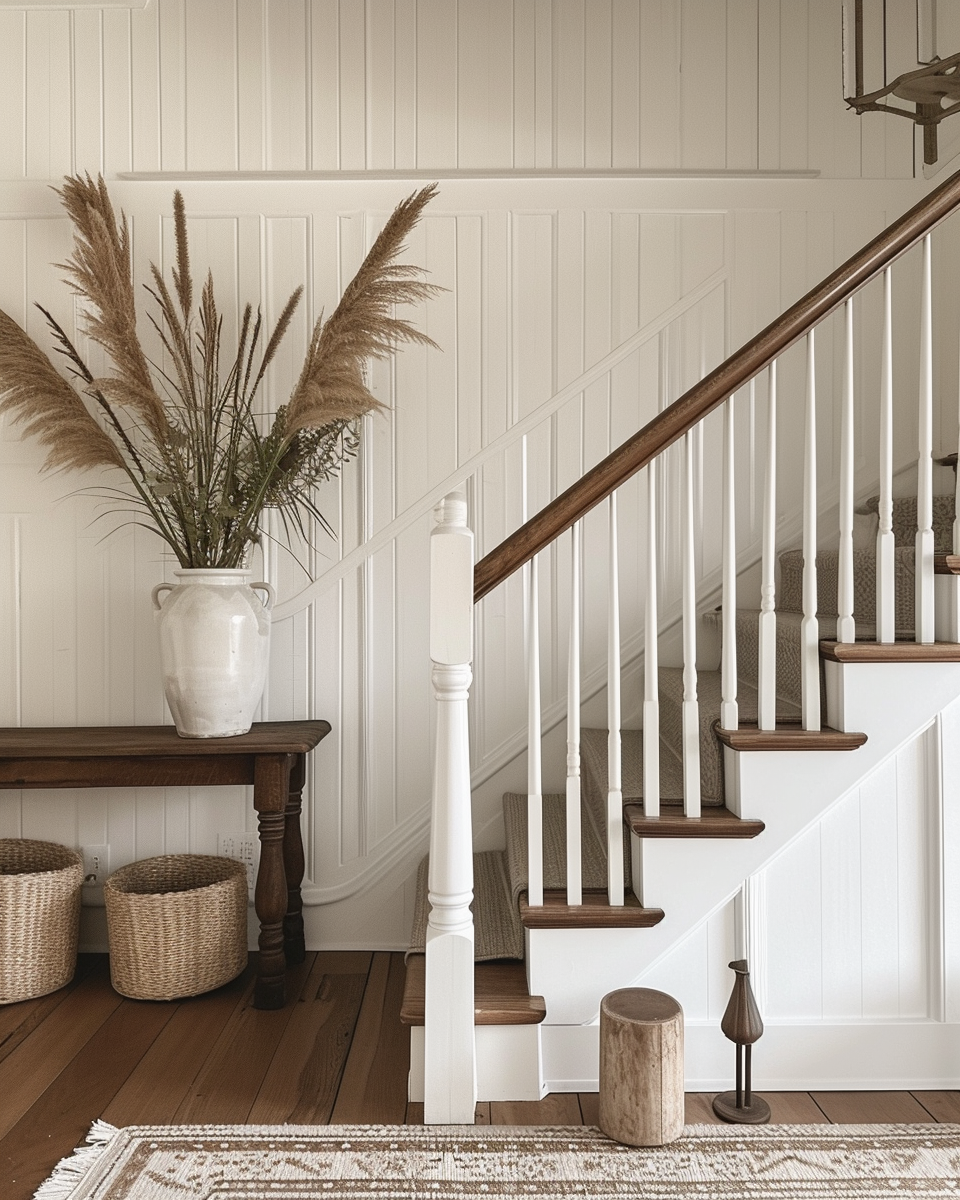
[34,1121,960,1199]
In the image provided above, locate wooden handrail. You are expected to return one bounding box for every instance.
[474,165,960,603]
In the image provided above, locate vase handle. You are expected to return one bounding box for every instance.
[151,582,174,611]
[250,581,276,611]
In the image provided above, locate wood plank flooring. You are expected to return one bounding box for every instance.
[2,953,957,1200]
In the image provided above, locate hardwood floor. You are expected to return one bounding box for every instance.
[1,953,956,1200]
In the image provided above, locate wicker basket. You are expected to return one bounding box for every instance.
[104,854,247,1000]
[0,839,83,1005]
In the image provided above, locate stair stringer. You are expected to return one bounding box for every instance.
[526,661,960,1030]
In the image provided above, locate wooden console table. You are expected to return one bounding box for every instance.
[0,720,330,1010]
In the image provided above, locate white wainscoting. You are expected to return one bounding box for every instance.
[0,175,956,948]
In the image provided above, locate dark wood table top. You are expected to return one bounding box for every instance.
[0,721,331,758]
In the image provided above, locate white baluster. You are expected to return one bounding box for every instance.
[425,492,476,1125]
[838,298,856,644]
[917,233,935,644]
[525,561,543,908]
[720,396,738,731]
[643,460,660,817]
[522,438,543,908]
[607,492,625,905]
[877,267,896,643]
[682,431,702,817]
[758,361,778,731]
[801,331,821,731]
[749,377,757,535]
[566,521,582,907]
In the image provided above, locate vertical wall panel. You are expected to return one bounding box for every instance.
[554,0,586,169]
[237,0,267,171]
[756,0,781,171]
[309,0,341,171]
[158,0,187,172]
[71,12,104,174]
[610,0,640,169]
[25,11,73,180]
[102,10,134,175]
[680,0,726,170]
[513,213,556,420]
[267,0,309,170]
[415,0,458,168]
[726,0,758,171]
[130,0,162,173]
[367,0,398,170]
[392,0,419,169]
[0,13,25,179]
[512,0,537,166]
[639,0,681,169]
[458,0,515,169]
[456,215,484,466]
[778,0,808,171]
[339,0,368,171]
[583,0,612,170]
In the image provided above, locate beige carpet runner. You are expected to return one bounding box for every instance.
[34,1121,960,1199]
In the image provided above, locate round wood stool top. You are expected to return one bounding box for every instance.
[601,987,682,1025]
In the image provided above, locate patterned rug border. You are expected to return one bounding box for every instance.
[34,1120,960,1200]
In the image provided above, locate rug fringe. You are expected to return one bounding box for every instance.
[33,1121,119,1200]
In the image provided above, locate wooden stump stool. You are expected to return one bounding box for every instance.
[598,987,684,1146]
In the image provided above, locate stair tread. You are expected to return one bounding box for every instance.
[714,722,867,751]
[400,955,546,1026]
[623,803,764,839]
[519,888,665,929]
[821,639,960,663]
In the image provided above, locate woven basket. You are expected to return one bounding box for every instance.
[0,839,83,1005]
[104,854,247,1000]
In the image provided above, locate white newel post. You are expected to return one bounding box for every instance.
[425,492,477,1125]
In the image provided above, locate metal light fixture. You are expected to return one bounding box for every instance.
[712,959,771,1125]
[844,0,958,167]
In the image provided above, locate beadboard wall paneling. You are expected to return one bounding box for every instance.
[0,0,920,180]
[637,720,944,1025]
[1,174,956,944]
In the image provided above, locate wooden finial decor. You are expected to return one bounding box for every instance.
[712,959,771,1125]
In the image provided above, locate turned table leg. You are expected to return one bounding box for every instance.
[282,754,307,965]
[253,753,294,1009]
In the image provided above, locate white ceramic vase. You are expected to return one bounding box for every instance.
[152,568,275,738]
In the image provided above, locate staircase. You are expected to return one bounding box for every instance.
[403,167,960,1121]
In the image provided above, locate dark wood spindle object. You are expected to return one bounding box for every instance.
[712,958,771,1124]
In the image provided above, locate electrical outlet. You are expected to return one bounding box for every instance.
[217,832,259,894]
[81,845,109,889]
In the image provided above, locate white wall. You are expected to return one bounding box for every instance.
[0,0,921,179]
[1,0,956,951]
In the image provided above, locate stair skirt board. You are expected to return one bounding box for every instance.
[409,1021,960,1101]
[537,1022,960,1094]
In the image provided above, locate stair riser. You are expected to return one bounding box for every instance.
[409,1024,544,1103]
